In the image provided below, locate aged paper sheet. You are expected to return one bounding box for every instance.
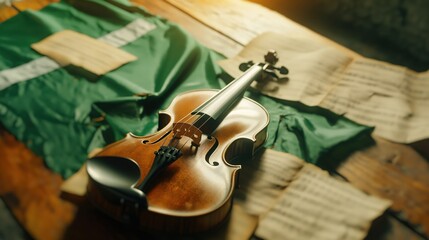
[219,32,429,143]
[234,149,304,215]
[235,149,390,240]
[32,30,137,76]
[254,163,390,240]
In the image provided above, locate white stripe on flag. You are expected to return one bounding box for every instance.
[0,18,156,91]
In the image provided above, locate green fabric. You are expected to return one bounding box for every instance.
[0,0,224,177]
[0,0,373,178]
[248,93,373,164]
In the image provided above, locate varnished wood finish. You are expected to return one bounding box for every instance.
[88,90,269,234]
[0,0,428,239]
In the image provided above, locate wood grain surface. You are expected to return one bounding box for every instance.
[0,0,427,239]
[338,137,429,237]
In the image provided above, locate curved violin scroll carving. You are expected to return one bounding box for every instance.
[239,50,289,88]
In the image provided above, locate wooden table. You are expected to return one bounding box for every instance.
[1,1,428,239]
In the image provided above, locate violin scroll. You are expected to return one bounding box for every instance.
[239,50,289,92]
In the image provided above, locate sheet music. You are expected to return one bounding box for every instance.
[234,149,305,215]
[255,164,391,240]
[219,32,429,143]
[32,30,137,76]
[320,58,429,142]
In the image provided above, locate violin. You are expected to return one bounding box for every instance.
[86,51,288,235]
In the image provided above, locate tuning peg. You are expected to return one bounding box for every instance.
[264,50,279,65]
[276,66,289,75]
[239,61,254,72]
[238,50,289,86]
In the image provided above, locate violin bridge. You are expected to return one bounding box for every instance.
[172,122,202,148]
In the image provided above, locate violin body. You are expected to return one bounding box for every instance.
[87,90,269,234]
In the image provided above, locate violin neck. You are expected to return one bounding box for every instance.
[192,64,263,134]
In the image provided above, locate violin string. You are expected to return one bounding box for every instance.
[174,112,208,149]
[186,65,266,141]
[163,114,193,148]
[176,112,215,151]
[178,135,192,152]
[163,62,267,150]
[170,103,216,151]
[160,91,224,151]
[160,103,205,148]
[160,114,195,148]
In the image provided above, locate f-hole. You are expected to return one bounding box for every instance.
[205,136,219,166]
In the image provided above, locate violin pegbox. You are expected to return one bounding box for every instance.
[239,50,289,92]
